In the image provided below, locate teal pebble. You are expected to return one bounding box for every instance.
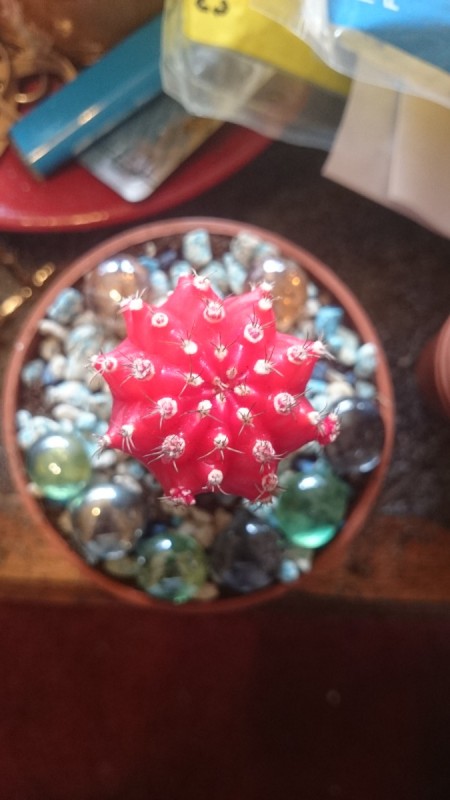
[278,558,301,583]
[182,229,212,267]
[136,532,207,604]
[274,460,351,549]
[47,288,83,324]
[314,305,344,340]
[26,432,92,502]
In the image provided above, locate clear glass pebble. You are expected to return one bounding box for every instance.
[68,483,145,562]
[325,397,385,477]
[248,256,308,331]
[83,254,149,324]
[210,510,282,594]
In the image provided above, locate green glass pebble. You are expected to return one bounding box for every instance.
[275,460,351,549]
[136,532,208,604]
[26,432,91,502]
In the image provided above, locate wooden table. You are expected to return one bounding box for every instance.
[1,141,450,800]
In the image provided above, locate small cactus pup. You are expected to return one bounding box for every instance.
[90,274,340,507]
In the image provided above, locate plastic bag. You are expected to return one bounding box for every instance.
[251,0,450,110]
[161,0,349,149]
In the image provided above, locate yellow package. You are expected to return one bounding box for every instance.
[182,0,349,96]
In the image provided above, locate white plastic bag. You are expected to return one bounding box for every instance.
[161,0,349,149]
[252,0,450,110]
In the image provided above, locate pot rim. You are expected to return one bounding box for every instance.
[2,216,396,612]
[434,317,450,417]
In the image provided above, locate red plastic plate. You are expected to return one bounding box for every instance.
[0,124,271,232]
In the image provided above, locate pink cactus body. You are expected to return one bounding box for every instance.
[91,275,339,506]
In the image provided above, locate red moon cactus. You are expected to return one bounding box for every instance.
[90,274,339,506]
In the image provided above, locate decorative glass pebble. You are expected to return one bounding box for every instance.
[67,483,145,562]
[209,510,283,594]
[102,554,142,579]
[247,256,308,331]
[156,247,178,272]
[325,397,385,477]
[65,323,104,360]
[199,260,229,296]
[314,305,344,340]
[21,358,46,387]
[135,532,207,604]
[354,342,378,379]
[275,460,351,549]
[26,432,92,501]
[229,231,264,266]
[83,254,149,320]
[47,288,84,325]
[278,558,301,583]
[169,260,192,286]
[222,253,247,294]
[148,268,170,300]
[182,228,212,267]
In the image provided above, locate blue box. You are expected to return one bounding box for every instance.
[328,1,450,74]
[10,15,162,177]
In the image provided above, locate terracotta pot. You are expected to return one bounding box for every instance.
[2,218,395,611]
[416,317,450,419]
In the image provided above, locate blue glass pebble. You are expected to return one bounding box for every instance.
[251,243,281,273]
[182,229,212,267]
[41,356,67,386]
[169,260,192,286]
[65,324,104,360]
[223,253,248,294]
[311,361,329,381]
[138,255,159,273]
[199,261,229,296]
[306,378,328,397]
[45,380,92,410]
[333,326,360,366]
[74,411,98,433]
[148,269,170,300]
[86,392,112,419]
[143,518,171,538]
[278,558,301,583]
[122,460,147,480]
[290,453,320,473]
[157,248,178,271]
[47,288,84,325]
[355,380,377,400]
[21,358,45,387]
[229,231,261,266]
[16,409,32,428]
[17,415,62,450]
[314,305,344,340]
[354,342,378,379]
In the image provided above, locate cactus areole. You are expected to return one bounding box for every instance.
[90,275,340,506]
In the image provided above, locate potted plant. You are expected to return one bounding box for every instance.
[2,217,395,610]
[416,317,450,419]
